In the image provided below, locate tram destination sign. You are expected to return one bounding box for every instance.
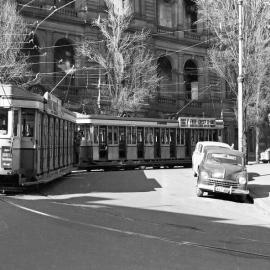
[178,117,223,128]
[44,92,62,117]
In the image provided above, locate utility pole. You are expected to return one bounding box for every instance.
[238,0,244,152]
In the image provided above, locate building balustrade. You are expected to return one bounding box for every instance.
[184,30,201,41]
[157,26,176,36]
[157,95,176,105]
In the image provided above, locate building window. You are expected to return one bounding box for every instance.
[157,0,174,28]
[185,0,197,32]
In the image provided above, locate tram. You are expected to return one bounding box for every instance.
[76,114,224,170]
[0,84,76,192]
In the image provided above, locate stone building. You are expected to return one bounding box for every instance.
[18,0,239,147]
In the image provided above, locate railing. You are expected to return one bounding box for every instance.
[157,95,176,105]
[17,0,77,17]
[156,26,176,37]
[184,31,201,41]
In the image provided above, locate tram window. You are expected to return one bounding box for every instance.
[204,130,208,141]
[137,128,143,143]
[198,130,204,141]
[177,129,180,145]
[93,126,98,144]
[127,126,136,144]
[191,130,195,145]
[108,126,113,144]
[166,128,169,144]
[21,109,34,137]
[161,128,169,144]
[132,127,136,144]
[119,127,126,143]
[148,128,153,144]
[0,108,9,135]
[127,126,132,144]
[99,126,106,143]
[180,129,185,145]
[161,128,165,144]
[145,127,153,144]
[113,126,118,144]
[13,110,19,136]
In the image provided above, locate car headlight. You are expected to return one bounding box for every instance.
[200,171,209,180]
[238,176,247,185]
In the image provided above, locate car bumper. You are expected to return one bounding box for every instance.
[198,183,249,195]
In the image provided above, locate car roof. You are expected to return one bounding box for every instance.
[205,147,244,157]
[197,141,230,148]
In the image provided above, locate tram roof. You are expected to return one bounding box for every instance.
[75,113,223,129]
[0,84,76,122]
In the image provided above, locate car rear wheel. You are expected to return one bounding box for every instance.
[196,187,204,197]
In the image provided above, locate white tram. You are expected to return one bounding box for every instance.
[0,84,76,192]
[76,114,224,170]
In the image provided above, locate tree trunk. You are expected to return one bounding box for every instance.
[255,125,260,163]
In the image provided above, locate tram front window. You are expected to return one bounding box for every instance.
[0,108,9,136]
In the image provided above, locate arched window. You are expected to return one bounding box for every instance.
[184,0,197,32]
[184,59,198,100]
[54,38,75,95]
[22,34,40,74]
[157,56,173,96]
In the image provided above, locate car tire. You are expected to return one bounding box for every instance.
[196,187,204,197]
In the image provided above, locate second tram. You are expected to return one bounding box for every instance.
[76,114,224,170]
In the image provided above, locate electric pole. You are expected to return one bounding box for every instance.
[238,0,244,152]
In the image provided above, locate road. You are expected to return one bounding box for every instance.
[0,165,270,270]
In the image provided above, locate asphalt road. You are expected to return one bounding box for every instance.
[0,167,270,270]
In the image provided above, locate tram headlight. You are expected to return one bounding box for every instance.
[200,171,209,181]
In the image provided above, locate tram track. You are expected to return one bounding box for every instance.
[1,194,270,261]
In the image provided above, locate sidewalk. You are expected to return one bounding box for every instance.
[247,163,270,212]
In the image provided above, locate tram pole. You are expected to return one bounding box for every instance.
[238,0,244,152]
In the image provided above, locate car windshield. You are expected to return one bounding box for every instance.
[206,153,243,166]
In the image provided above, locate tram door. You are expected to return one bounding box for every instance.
[137,127,144,158]
[119,126,126,159]
[185,129,192,157]
[154,128,161,158]
[99,126,108,160]
[170,129,176,158]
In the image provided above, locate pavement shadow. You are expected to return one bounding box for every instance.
[248,183,270,199]
[38,170,162,196]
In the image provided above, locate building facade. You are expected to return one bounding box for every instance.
[18,0,239,147]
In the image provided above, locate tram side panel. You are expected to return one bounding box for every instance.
[20,108,37,181]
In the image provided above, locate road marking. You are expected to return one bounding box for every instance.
[2,198,270,260]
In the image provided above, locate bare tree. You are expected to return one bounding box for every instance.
[0,0,34,86]
[196,0,270,160]
[77,0,160,115]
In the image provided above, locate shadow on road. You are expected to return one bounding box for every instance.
[38,170,161,196]
[248,183,270,199]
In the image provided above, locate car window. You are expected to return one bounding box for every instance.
[206,153,243,166]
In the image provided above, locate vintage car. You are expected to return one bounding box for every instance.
[196,148,249,201]
[192,141,231,177]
